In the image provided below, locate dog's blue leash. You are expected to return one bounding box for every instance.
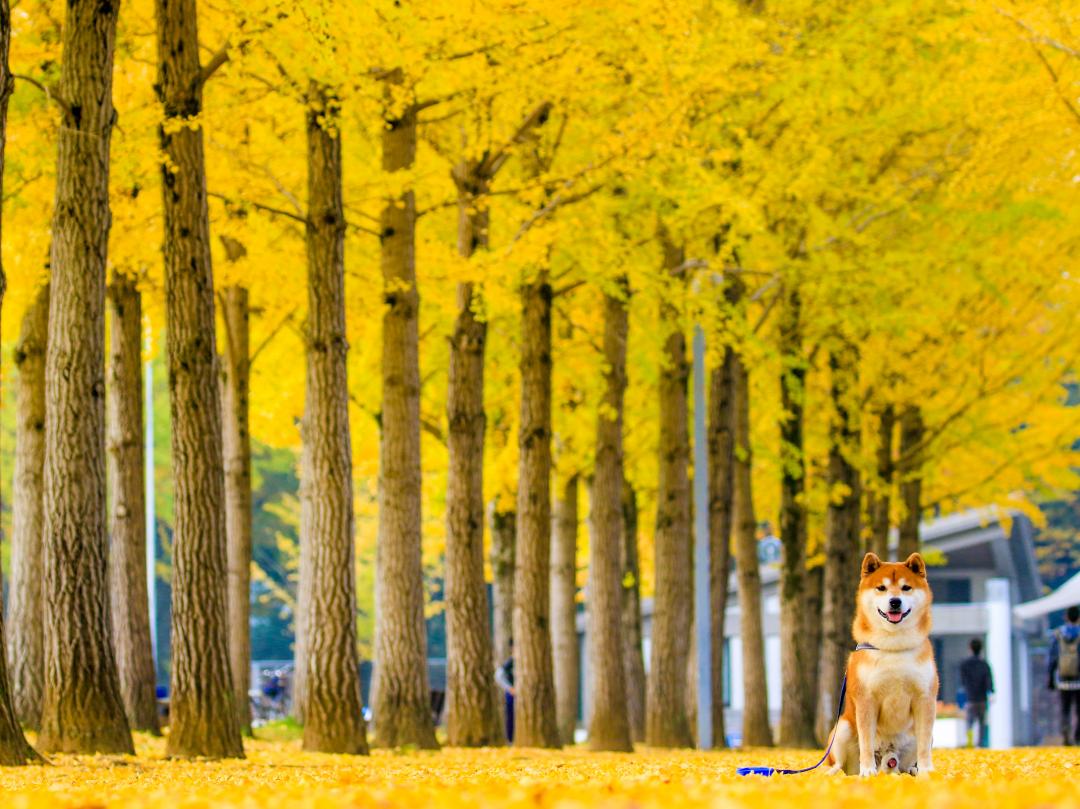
[736,643,878,777]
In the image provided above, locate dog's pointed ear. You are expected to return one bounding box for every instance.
[861,552,882,578]
[904,552,926,578]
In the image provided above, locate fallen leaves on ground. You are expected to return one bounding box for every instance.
[1,735,1078,808]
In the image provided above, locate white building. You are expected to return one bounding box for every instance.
[578,508,1053,747]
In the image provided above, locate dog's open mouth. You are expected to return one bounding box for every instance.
[878,608,911,624]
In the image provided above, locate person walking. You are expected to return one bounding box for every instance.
[960,638,994,748]
[495,640,515,743]
[1049,606,1080,745]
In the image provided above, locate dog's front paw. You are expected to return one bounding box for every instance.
[916,762,934,778]
[859,765,878,778]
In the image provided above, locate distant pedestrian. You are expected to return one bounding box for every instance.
[960,638,994,748]
[496,639,515,743]
[1049,606,1080,745]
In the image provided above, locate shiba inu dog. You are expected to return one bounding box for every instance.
[825,552,938,777]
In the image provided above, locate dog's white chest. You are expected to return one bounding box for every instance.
[862,650,935,736]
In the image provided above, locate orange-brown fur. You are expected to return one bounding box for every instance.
[824,552,938,777]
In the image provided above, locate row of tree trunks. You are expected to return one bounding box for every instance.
[298,84,369,755]
[39,0,133,756]
[646,239,694,749]
[0,1,40,761]
[220,284,253,736]
[513,270,561,749]
[817,346,861,741]
[898,405,924,557]
[372,75,437,751]
[155,0,243,758]
[869,404,895,559]
[707,344,735,749]
[552,474,581,746]
[587,281,633,752]
[445,157,503,746]
[107,274,160,735]
[732,347,773,748]
[776,288,817,748]
[8,283,48,730]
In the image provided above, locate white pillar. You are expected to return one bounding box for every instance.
[986,578,1014,748]
[730,635,744,711]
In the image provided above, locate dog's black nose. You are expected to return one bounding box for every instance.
[889,597,902,611]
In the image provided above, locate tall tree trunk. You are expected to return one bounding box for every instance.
[707,345,735,749]
[898,405,924,558]
[646,239,694,749]
[587,283,633,752]
[620,484,647,743]
[372,76,436,751]
[297,85,368,755]
[0,41,39,756]
[732,350,773,747]
[155,0,243,759]
[818,347,861,741]
[490,505,516,669]
[776,289,816,748]
[106,274,160,735]
[8,283,48,730]
[869,404,895,560]
[219,285,252,736]
[39,0,132,756]
[445,155,504,745]
[513,270,560,749]
[800,562,824,742]
[552,474,580,746]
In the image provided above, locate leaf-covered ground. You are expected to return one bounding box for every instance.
[2,735,1078,808]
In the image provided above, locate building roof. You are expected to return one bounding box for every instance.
[1014,570,1080,620]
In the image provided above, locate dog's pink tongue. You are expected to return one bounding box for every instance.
[887,611,904,623]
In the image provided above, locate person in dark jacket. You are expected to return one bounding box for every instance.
[1049,606,1080,745]
[960,638,994,748]
[495,639,515,742]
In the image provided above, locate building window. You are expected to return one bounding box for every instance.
[939,578,973,604]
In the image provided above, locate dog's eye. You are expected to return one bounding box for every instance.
[901,585,912,592]
[876,585,887,592]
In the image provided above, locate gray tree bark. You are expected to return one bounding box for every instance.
[107,274,160,735]
[39,0,133,756]
[219,284,253,735]
[869,404,895,560]
[371,75,437,751]
[732,349,773,747]
[818,346,861,741]
[776,288,816,748]
[444,158,504,748]
[155,0,243,758]
[620,484,647,743]
[8,283,48,730]
[898,405,924,558]
[513,270,561,749]
[707,344,735,748]
[298,84,369,755]
[490,504,516,670]
[586,280,633,752]
[551,474,580,746]
[645,238,694,749]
